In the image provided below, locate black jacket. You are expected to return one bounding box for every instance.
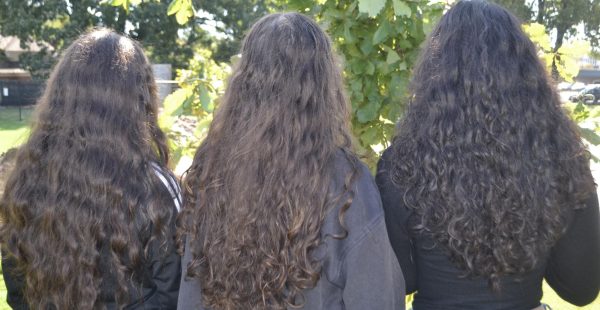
[2,166,181,309]
[377,147,600,309]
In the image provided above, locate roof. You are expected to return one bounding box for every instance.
[577,69,600,79]
[0,36,49,53]
[0,68,31,79]
[0,36,53,62]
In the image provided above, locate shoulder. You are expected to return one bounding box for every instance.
[324,150,385,246]
[150,162,182,212]
[375,146,395,183]
[374,146,405,212]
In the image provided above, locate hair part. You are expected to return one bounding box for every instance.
[389,0,594,290]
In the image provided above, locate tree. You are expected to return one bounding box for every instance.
[495,0,600,50]
[493,0,600,78]
[191,0,279,63]
[0,0,199,78]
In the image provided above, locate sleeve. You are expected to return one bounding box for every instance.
[147,208,181,309]
[341,217,406,310]
[544,192,600,306]
[176,237,205,310]
[375,147,418,294]
[1,251,29,310]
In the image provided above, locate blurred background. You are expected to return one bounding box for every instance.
[0,0,598,309]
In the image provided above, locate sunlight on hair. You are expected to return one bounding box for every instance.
[89,28,111,40]
[118,35,135,55]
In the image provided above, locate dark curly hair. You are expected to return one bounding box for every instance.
[178,12,358,309]
[388,0,595,289]
[0,29,176,309]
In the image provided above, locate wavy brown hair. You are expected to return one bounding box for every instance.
[178,12,358,309]
[388,0,595,289]
[0,29,175,309]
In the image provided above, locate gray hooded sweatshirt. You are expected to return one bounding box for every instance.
[177,155,405,310]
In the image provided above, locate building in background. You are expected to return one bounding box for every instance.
[0,35,49,81]
[577,55,600,84]
[0,36,174,106]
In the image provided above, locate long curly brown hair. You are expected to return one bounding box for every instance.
[178,12,358,309]
[388,0,595,289]
[0,29,176,309]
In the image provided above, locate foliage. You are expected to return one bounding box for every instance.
[192,0,280,63]
[194,0,278,63]
[494,0,600,77]
[0,0,197,78]
[519,20,600,162]
[563,102,600,161]
[522,22,600,160]
[523,23,591,82]
[495,0,600,49]
[167,0,195,24]
[158,48,231,169]
[276,0,445,165]
[161,0,445,168]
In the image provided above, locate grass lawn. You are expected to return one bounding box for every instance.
[0,107,29,309]
[541,281,600,309]
[404,283,599,308]
[0,106,32,155]
[0,261,7,310]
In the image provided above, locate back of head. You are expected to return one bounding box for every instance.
[0,29,173,308]
[390,0,593,288]
[180,12,356,309]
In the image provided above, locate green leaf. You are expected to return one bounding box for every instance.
[346,44,362,58]
[344,24,356,44]
[357,101,380,123]
[386,49,401,64]
[358,0,387,17]
[198,84,214,112]
[390,71,409,98]
[194,115,213,138]
[398,39,413,49]
[398,61,407,71]
[162,88,189,116]
[175,6,192,24]
[361,126,379,144]
[350,60,366,74]
[350,79,363,93]
[573,102,590,122]
[122,0,129,13]
[373,21,391,45]
[392,0,411,17]
[365,61,375,75]
[580,127,600,145]
[359,39,375,55]
[383,123,396,140]
[167,0,182,15]
[386,102,402,122]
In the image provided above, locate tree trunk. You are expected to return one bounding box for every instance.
[551,27,567,80]
[536,0,545,24]
[115,7,127,33]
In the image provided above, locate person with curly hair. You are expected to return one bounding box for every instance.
[0,29,181,309]
[376,1,600,309]
[177,12,404,310]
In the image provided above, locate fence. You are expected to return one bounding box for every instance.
[0,80,44,120]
